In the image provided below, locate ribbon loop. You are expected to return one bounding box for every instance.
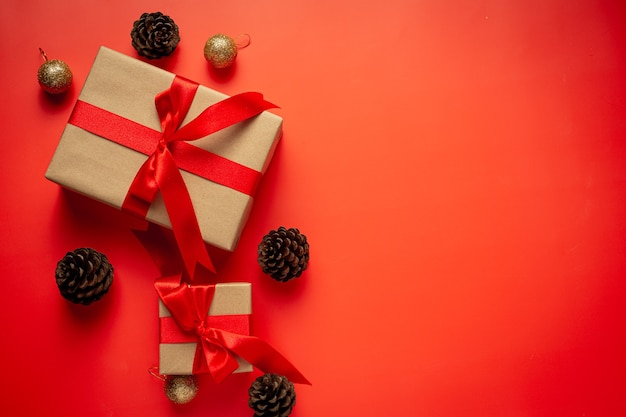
[156,76,198,140]
[198,330,241,381]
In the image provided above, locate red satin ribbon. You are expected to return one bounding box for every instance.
[69,76,277,278]
[155,277,311,385]
[160,314,250,343]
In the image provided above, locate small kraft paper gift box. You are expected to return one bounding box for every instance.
[46,46,282,253]
[156,280,310,384]
[158,282,253,376]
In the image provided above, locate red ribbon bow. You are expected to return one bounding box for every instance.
[155,276,311,384]
[70,75,277,279]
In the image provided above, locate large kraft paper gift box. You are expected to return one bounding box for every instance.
[45,46,282,252]
[159,282,253,375]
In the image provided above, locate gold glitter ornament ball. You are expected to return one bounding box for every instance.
[204,34,238,68]
[37,49,72,94]
[164,375,199,404]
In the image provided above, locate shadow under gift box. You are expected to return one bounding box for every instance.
[45,46,282,252]
[159,283,253,375]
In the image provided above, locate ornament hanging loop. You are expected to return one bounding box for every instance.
[148,366,166,381]
[39,48,49,62]
[235,33,251,49]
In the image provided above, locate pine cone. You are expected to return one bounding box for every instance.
[258,227,309,282]
[248,374,296,417]
[55,248,114,305]
[130,12,180,59]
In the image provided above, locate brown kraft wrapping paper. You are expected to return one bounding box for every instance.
[45,46,282,252]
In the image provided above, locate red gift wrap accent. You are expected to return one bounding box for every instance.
[155,276,311,385]
[160,314,250,343]
[69,75,277,278]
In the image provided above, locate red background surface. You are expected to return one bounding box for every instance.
[1,1,625,416]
